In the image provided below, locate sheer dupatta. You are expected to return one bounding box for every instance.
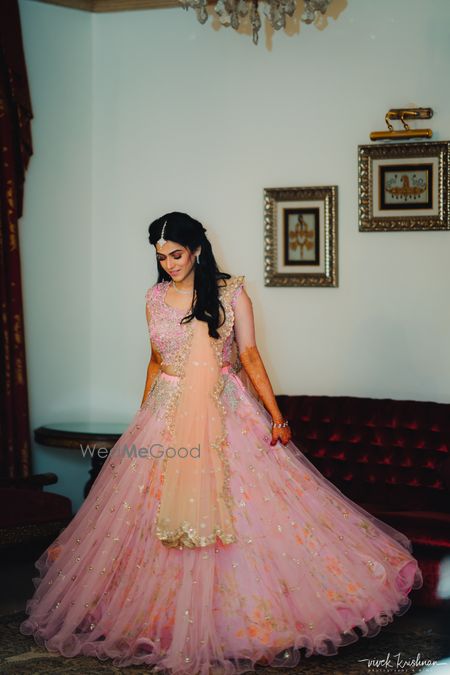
[155,282,243,550]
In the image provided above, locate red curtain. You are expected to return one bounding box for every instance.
[0,0,33,478]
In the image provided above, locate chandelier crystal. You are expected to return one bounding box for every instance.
[178,0,332,44]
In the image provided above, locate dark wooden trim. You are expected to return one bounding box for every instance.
[0,473,58,489]
[34,425,122,450]
[29,0,185,11]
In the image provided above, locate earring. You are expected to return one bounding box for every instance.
[196,253,200,264]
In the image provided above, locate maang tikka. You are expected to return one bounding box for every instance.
[157,220,168,247]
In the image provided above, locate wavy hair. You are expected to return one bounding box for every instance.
[148,212,231,339]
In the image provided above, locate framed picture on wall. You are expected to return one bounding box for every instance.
[263,185,338,287]
[358,141,450,231]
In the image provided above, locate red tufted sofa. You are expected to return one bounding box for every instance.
[275,393,450,608]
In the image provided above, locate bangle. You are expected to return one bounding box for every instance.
[272,419,289,428]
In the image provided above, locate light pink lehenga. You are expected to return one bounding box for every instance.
[20,275,423,674]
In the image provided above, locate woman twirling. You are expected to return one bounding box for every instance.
[20,211,422,674]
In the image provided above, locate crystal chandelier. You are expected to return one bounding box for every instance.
[178,0,332,45]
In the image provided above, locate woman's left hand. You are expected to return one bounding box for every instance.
[270,424,292,447]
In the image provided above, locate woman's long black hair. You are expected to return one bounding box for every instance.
[148,212,231,339]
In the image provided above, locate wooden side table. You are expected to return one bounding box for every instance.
[34,422,127,497]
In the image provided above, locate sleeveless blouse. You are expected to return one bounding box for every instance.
[145,276,245,373]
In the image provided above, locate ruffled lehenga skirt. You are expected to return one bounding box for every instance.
[20,365,422,675]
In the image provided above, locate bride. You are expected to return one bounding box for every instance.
[20,211,422,674]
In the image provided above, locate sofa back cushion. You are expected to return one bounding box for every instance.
[275,394,450,512]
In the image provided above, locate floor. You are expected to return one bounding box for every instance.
[2,556,450,674]
[2,560,39,616]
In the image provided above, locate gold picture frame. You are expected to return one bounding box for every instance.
[358,141,450,232]
[263,186,338,287]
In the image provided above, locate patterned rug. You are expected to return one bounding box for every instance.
[1,611,449,674]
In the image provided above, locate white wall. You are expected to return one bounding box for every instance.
[19,0,450,508]
[19,0,93,508]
